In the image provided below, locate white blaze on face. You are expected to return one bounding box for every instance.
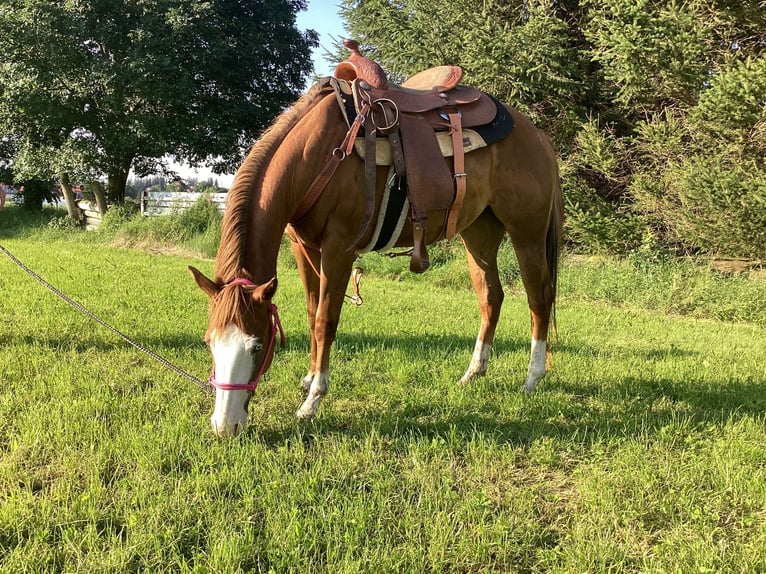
[209,324,261,436]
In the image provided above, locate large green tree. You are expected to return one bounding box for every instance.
[340,0,766,258]
[582,0,766,257]
[0,0,317,209]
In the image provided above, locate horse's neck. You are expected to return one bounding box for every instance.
[215,150,292,285]
[243,177,292,284]
[240,93,343,284]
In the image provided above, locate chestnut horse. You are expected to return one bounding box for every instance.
[190,80,562,436]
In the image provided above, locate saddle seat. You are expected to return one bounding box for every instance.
[400,65,464,93]
[335,39,463,94]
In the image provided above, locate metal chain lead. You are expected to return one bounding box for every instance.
[0,244,214,394]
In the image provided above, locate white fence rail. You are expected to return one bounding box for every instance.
[140,190,227,217]
[76,199,104,231]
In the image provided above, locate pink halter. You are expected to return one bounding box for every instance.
[208,278,285,392]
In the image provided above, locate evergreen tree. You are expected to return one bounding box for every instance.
[340,0,766,257]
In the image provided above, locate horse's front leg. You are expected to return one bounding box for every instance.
[296,247,356,420]
[289,236,321,390]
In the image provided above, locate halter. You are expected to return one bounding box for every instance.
[208,278,285,393]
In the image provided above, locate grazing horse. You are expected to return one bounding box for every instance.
[190,78,562,437]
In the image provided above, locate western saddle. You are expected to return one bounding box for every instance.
[333,40,500,273]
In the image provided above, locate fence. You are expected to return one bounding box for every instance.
[74,191,228,230]
[76,199,104,231]
[140,190,227,217]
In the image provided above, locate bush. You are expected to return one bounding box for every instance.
[177,195,222,237]
[99,202,140,232]
[563,180,645,254]
[629,57,766,259]
[561,119,645,254]
[633,156,766,258]
[106,194,223,258]
[47,215,81,230]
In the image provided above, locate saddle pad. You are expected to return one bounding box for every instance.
[353,129,488,165]
[472,94,515,147]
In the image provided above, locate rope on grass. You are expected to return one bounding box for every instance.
[0,244,214,394]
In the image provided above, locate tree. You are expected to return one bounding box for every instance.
[584,0,766,256]
[0,0,318,207]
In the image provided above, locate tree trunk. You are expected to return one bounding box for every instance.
[106,157,132,204]
[90,181,109,215]
[59,172,80,221]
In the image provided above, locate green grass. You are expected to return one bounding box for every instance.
[1,206,765,572]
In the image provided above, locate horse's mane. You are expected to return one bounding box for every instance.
[214,80,332,284]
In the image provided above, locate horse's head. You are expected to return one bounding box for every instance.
[189,266,282,437]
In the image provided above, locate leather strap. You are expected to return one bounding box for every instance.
[445,110,466,240]
[388,130,406,177]
[291,102,370,225]
[348,115,377,249]
[410,219,429,273]
[286,224,321,278]
[348,267,363,306]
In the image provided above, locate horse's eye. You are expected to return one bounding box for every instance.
[246,338,263,354]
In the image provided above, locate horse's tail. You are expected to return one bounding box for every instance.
[546,163,563,342]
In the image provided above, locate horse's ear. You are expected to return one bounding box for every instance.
[188,266,220,299]
[253,277,278,301]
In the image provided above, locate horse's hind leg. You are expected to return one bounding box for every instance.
[510,233,555,394]
[459,208,507,385]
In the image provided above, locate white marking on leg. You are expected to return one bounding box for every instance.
[459,337,492,385]
[300,372,313,390]
[296,371,328,419]
[524,338,547,394]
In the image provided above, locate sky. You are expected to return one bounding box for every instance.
[297,0,348,76]
[171,1,347,186]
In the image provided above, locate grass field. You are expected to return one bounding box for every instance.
[1,208,765,572]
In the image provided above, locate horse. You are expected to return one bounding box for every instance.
[189,78,562,437]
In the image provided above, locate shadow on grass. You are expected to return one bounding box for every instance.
[8,321,764,453]
[254,372,766,461]
[9,331,205,355]
[251,335,764,454]
[0,205,68,239]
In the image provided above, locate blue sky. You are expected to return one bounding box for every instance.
[296,0,348,76]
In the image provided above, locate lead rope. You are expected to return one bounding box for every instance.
[285,226,364,306]
[0,244,214,394]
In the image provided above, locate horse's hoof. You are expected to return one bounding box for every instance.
[296,407,315,420]
[523,380,539,395]
[458,368,486,386]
